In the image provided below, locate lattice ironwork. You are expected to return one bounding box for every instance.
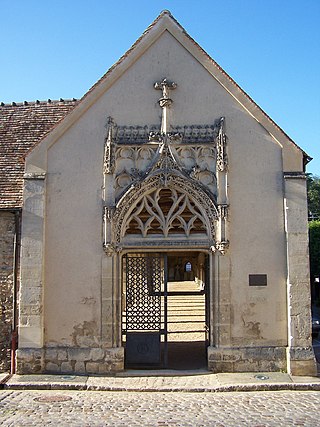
[125,255,163,331]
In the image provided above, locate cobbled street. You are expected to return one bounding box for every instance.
[1,390,320,426]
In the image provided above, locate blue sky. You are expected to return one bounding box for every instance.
[1,0,319,175]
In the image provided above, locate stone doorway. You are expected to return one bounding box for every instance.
[122,251,209,370]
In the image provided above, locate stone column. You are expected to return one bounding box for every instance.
[284,172,316,376]
[100,117,124,371]
[17,173,46,372]
[197,252,205,290]
[101,250,124,371]
[207,251,232,372]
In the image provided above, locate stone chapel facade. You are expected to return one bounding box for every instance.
[0,11,316,375]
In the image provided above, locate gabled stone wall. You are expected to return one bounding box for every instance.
[0,211,15,372]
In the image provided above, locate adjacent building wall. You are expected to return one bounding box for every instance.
[0,211,15,372]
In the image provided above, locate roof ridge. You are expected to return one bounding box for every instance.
[0,98,78,107]
[81,11,175,101]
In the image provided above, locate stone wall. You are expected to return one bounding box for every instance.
[284,174,316,375]
[16,347,124,375]
[0,211,15,372]
[207,346,287,373]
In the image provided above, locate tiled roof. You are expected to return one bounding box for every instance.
[0,100,77,209]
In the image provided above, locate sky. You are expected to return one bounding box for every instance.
[1,0,319,175]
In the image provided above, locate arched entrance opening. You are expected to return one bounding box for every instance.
[122,251,210,369]
[115,182,217,369]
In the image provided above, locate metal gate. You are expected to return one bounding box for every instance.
[123,254,168,367]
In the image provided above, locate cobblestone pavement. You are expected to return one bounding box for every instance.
[1,390,320,426]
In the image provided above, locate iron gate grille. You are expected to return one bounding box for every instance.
[124,254,167,367]
[125,255,163,331]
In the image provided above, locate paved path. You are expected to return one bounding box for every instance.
[3,371,320,392]
[1,389,320,426]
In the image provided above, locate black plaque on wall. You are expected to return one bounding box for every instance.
[249,274,267,286]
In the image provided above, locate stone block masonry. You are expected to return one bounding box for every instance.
[16,347,124,375]
[207,346,287,373]
[0,212,15,372]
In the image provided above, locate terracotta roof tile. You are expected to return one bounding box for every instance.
[0,100,77,209]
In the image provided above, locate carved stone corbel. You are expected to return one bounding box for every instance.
[210,244,217,253]
[104,243,115,256]
[215,240,229,255]
[103,242,122,257]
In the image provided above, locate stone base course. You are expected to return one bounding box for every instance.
[15,345,316,376]
[208,346,287,373]
[16,347,124,375]
[287,345,317,376]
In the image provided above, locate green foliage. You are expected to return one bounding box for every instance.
[308,175,320,286]
[307,174,320,220]
[309,220,320,279]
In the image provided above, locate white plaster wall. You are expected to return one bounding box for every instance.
[44,123,104,346]
[43,30,288,346]
[228,123,287,345]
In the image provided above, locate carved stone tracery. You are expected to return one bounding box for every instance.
[103,78,229,254]
[113,138,220,201]
[113,174,218,245]
[125,188,208,238]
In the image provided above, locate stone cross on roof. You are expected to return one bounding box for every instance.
[154,78,177,135]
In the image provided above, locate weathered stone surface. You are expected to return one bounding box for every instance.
[74,361,86,374]
[106,347,124,360]
[208,346,287,373]
[60,361,73,373]
[289,346,315,360]
[16,348,37,363]
[290,360,317,376]
[16,346,125,374]
[86,362,100,374]
[0,212,15,372]
[90,348,105,361]
[67,348,91,362]
[45,362,60,373]
[57,349,68,361]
